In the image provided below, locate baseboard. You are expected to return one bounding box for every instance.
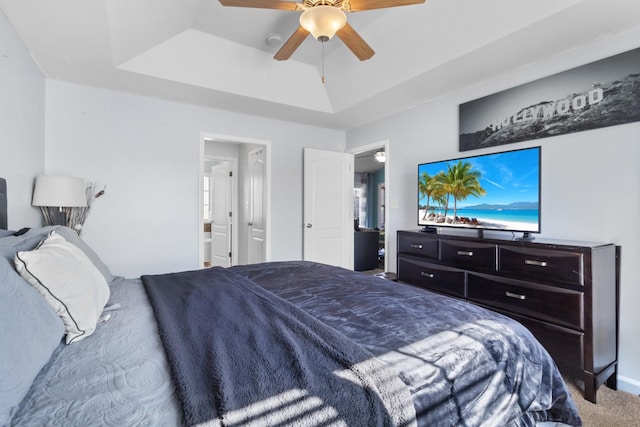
[617,375,640,395]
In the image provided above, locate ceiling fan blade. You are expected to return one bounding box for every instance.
[219,0,299,10]
[347,0,424,11]
[274,26,309,60]
[336,23,374,61]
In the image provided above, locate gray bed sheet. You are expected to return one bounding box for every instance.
[9,277,181,427]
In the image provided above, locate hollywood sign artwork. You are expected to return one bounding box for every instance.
[489,88,604,131]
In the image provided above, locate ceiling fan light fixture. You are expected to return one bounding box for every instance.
[374,151,386,163]
[299,5,347,41]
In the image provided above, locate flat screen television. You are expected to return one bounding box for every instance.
[418,146,541,239]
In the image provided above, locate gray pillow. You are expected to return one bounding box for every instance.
[0,230,15,238]
[0,230,46,260]
[0,226,116,284]
[53,226,116,284]
[0,257,65,424]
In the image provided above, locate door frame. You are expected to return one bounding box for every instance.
[199,132,271,268]
[348,139,390,271]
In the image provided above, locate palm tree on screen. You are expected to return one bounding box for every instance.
[419,172,435,219]
[442,161,486,222]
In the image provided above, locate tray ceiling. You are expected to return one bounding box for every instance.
[2,0,639,129]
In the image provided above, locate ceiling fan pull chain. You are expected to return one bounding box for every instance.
[321,39,326,84]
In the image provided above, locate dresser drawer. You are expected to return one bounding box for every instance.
[467,272,584,330]
[440,240,497,271]
[493,309,585,370]
[499,246,584,286]
[398,257,465,298]
[397,234,438,259]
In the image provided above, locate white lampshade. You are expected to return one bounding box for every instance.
[32,175,87,208]
[299,6,347,41]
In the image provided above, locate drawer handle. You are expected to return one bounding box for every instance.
[525,259,548,267]
[410,244,423,249]
[420,271,434,278]
[505,291,526,300]
[457,250,473,257]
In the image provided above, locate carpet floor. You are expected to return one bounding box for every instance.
[566,378,640,426]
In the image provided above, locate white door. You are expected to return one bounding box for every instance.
[248,148,266,264]
[211,162,232,267]
[303,148,353,269]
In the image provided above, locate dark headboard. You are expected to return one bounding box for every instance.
[0,178,7,230]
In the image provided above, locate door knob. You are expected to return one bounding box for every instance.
[247,222,253,226]
[306,223,312,228]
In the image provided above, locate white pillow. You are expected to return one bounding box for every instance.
[15,231,110,344]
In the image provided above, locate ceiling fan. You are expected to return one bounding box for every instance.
[359,150,385,162]
[218,0,426,61]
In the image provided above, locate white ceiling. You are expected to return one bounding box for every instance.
[2,0,639,130]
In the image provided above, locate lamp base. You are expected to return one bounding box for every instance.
[52,210,67,226]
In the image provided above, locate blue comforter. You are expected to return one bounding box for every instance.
[144,261,581,427]
[142,266,416,427]
[230,261,582,427]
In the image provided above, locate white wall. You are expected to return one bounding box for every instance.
[0,10,44,228]
[44,80,345,278]
[346,28,640,394]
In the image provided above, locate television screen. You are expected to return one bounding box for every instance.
[418,146,541,235]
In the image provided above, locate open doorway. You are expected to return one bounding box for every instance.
[199,135,270,269]
[352,141,388,272]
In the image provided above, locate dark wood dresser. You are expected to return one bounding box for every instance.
[396,230,618,403]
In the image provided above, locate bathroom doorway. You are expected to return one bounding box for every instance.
[199,135,269,268]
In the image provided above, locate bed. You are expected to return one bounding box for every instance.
[0,182,582,426]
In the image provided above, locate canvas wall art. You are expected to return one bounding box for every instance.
[459,48,640,151]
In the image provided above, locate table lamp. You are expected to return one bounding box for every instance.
[32,175,87,226]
